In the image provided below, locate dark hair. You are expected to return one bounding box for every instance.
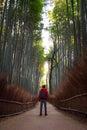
[42,85,46,88]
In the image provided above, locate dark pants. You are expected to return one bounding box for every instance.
[40,99,47,115]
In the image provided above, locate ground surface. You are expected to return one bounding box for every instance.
[0,103,87,130]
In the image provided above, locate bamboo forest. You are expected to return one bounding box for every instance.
[0,0,87,94]
[0,0,87,123]
[0,0,87,93]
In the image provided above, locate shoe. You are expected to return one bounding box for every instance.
[40,114,42,116]
[45,114,48,116]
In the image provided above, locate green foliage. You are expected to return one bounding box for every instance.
[33,23,44,42]
[46,47,53,61]
[29,0,43,26]
[38,45,45,64]
[37,43,46,77]
[48,0,68,40]
[48,0,79,40]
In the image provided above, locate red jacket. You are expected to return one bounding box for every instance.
[38,88,48,101]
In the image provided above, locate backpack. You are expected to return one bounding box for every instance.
[40,90,45,99]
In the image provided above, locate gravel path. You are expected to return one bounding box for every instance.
[0,103,87,130]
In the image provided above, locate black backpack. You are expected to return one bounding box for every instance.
[40,90,45,99]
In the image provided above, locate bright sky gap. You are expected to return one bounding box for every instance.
[41,0,53,85]
[42,0,53,54]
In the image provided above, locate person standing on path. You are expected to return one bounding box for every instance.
[38,85,48,116]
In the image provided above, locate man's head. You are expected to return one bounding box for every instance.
[42,85,46,88]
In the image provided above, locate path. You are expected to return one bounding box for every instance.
[0,103,87,130]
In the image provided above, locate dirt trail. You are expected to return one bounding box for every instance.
[0,103,87,130]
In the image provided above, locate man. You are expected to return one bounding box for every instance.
[38,85,48,116]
